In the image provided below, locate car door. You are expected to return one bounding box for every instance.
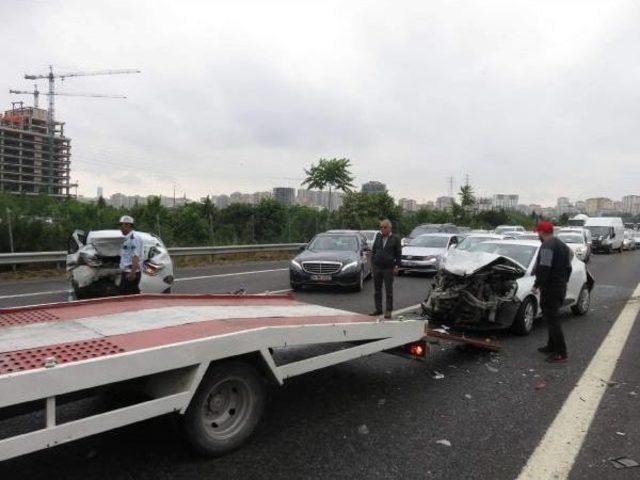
[66,230,87,269]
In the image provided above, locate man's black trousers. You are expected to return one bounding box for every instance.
[120,272,141,295]
[541,295,567,356]
[373,267,394,312]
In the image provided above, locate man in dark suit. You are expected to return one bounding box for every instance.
[370,218,402,319]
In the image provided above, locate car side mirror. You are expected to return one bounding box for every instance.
[298,245,306,253]
[448,243,457,250]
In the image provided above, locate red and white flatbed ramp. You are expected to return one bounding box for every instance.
[0,294,426,461]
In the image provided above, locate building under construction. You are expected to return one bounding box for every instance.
[0,101,75,196]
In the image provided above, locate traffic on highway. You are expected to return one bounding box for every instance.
[1,218,640,479]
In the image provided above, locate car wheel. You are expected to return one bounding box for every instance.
[571,285,591,316]
[511,296,536,336]
[290,282,302,292]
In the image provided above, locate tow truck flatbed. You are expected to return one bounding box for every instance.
[0,294,426,461]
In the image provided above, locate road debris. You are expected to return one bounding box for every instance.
[616,432,626,436]
[431,370,445,380]
[464,394,472,400]
[535,381,547,391]
[436,439,452,447]
[485,363,499,373]
[357,424,370,435]
[629,391,638,396]
[608,457,639,469]
[377,398,386,406]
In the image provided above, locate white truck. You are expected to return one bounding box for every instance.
[0,294,428,461]
[584,217,625,253]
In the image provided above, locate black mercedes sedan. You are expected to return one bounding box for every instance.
[289,232,372,291]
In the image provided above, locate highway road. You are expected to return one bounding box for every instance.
[1,252,640,479]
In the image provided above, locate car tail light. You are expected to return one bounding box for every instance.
[386,339,428,362]
[143,261,163,276]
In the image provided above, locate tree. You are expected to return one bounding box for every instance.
[458,184,476,210]
[301,158,355,213]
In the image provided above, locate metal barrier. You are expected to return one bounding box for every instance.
[0,243,305,266]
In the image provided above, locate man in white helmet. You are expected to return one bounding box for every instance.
[118,215,143,295]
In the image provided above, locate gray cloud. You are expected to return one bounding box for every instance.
[1,0,639,205]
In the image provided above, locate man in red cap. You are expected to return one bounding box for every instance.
[532,221,573,363]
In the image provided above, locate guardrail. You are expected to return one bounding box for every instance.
[0,243,305,266]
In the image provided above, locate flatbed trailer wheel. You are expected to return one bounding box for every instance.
[184,361,266,456]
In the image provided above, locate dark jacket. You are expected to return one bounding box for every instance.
[372,233,402,269]
[534,237,573,303]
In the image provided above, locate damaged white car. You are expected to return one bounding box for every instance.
[67,229,174,299]
[422,240,594,335]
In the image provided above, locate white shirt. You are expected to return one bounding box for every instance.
[382,236,388,249]
[119,231,144,271]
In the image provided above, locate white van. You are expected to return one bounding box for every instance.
[584,217,625,253]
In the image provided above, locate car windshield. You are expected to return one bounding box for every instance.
[558,233,583,244]
[410,236,449,248]
[308,235,358,252]
[469,242,537,268]
[409,225,439,237]
[586,226,612,236]
[494,226,521,234]
[457,236,496,251]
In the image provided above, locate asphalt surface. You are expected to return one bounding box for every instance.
[1,252,640,479]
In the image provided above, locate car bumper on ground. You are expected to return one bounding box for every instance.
[289,268,361,288]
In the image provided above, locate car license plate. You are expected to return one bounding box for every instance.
[311,274,332,281]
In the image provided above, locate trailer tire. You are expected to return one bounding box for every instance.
[184,361,266,456]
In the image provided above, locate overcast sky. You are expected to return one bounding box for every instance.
[1,0,639,205]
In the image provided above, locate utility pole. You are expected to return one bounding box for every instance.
[6,208,15,272]
[447,176,454,197]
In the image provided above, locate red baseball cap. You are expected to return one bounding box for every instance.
[534,221,554,234]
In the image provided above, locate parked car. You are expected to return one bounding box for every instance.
[494,225,525,235]
[557,231,591,262]
[401,223,458,246]
[67,229,174,299]
[289,232,371,291]
[584,217,625,253]
[559,226,592,245]
[399,233,460,275]
[422,239,593,335]
[623,230,637,251]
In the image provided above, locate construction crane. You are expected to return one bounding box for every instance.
[19,65,140,194]
[10,84,127,109]
[24,66,140,133]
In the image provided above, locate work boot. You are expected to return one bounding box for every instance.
[384,311,392,319]
[369,310,382,316]
[537,346,553,354]
[545,354,568,364]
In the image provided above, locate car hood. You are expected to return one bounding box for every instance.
[442,250,527,277]
[295,250,358,264]
[402,246,447,257]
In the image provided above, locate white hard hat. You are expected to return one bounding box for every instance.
[119,215,134,224]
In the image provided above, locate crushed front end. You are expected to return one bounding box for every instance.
[421,253,525,329]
